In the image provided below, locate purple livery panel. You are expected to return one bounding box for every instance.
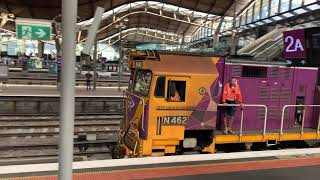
[186,58,225,130]
[220,64,318,131]
[126,93,140,123]
[291,68,319,128]
[126,93,148,139]
[138,101,149,140]
[313,86,320,129]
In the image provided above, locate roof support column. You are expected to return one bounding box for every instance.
[230,3,238,55]
[54,37,61,57]
[53,22,61,57]
[179,34,185,50]
[213,16,225,44]
[37,41,44,58]
[93,39,97,91]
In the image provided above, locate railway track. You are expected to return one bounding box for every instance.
[0,115,121,135]
[9,76,129,82]
[7,77,129,86]
[0,114,123,162]
[6,70,130,86]
[0,114,318,164]
[0,96,125,115]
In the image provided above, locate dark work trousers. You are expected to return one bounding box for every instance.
[86,79,91,91]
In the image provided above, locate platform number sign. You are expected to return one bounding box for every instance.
[283,29,306,59]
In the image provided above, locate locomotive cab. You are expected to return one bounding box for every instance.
[117,50,223,157]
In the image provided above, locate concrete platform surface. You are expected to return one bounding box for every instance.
[1,148,320,180]
[1,156,320,180]
[163,165,320,180]
[0,84,126,97]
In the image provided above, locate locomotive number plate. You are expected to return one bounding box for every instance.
[162,116,188,126]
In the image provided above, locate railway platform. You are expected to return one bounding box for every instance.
[1,148,320,180]
[0,84,126,97]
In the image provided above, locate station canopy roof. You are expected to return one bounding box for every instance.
[0,0,251,44]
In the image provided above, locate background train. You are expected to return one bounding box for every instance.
[112,27,320,158]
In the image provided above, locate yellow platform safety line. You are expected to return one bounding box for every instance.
[215,132,320,144]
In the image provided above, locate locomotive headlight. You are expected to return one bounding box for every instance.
[183,138,197,148]
[135,61,143,68]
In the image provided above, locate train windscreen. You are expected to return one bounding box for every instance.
[133,69,152,96]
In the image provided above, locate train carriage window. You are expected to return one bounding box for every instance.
[167,81,186,102]
[154,76,165,97]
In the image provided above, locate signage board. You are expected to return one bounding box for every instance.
[16,18,52,41]
[283,29,306,59]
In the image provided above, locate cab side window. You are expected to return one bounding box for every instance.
[167,81,186,102]
[154,76,165,97]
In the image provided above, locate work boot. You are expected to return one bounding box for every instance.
[223,127,228,134]
[228,129,235,134]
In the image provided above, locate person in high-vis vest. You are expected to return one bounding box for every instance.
[222,77,243,134]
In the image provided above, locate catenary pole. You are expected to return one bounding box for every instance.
[58,0,78,179]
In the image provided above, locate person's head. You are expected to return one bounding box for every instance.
[231,77,237,84]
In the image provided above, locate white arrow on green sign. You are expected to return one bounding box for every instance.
[16,18,52,41]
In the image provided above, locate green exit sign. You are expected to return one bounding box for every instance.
[16,19,52,41]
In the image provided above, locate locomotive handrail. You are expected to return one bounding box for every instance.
[318,110,320,134]
[280,105,320,135]
[122,90,127,127]
[126,91,146,131]
[218,104,268,136]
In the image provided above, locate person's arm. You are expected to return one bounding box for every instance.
[222,84,228,103]
[237,85,244,110]
[174,90,181,101]
[237,85,243,104]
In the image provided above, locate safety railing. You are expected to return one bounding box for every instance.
[126,91,145,131]
[280,105,320,135]
[218,104,268,136]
